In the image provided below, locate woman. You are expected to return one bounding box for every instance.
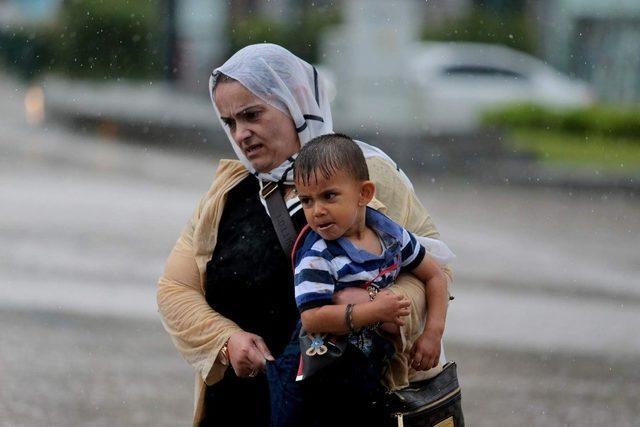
[157,43,453,426]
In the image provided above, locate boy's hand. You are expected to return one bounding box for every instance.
[371,289,410,325]
[410,328,442,370]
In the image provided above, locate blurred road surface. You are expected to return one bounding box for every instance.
[1,76,639,426]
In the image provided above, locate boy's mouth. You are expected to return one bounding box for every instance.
[317,222,334,231]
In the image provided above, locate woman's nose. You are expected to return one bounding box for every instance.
[234,123,252,144]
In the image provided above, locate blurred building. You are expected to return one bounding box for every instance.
[531,0,640,104]
[322,0,421,136]
[227,0,338,23]
[321,0,474,136]
[0,0,61,25]
[175,0,334,90]
[175,0,228,91]
[228,0,295,23]
[422,0,473,27]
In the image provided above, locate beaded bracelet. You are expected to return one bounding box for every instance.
[345,303,357,333]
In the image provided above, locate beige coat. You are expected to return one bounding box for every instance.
[157,157,452,425]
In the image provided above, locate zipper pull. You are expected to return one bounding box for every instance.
[395,413,404,427]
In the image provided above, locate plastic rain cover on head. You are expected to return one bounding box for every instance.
[209,43,331,183]
[208,43,409,186]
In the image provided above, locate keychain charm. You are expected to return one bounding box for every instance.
[305,333,328,356]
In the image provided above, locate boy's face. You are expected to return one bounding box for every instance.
[296,169,374,241]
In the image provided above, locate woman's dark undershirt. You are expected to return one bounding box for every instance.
[201,175,305,426]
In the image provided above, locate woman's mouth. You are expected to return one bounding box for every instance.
[245,144,263,157]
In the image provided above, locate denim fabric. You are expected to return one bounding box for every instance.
[267,323,394,427]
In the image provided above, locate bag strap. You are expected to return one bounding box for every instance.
[261,181,298,257]
[291,224,312,269]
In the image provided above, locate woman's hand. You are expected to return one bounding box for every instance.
[410,328,442,371]
[227,331,275,378]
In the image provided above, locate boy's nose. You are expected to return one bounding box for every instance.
[313,204,326,217]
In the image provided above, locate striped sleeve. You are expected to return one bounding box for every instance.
[399,228,426,272]
[294,249,336,313]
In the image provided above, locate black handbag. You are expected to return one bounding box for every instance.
[296,329,348,381]
[384,361,464,427]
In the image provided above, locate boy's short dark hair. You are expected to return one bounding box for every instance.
[294,133,369,186]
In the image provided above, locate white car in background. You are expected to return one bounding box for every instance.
[408,42,595,133]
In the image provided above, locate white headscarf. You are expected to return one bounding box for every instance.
[208,43,412,187]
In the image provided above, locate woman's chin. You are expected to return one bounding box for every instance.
[250,156,284,174]
[250,160,271,174]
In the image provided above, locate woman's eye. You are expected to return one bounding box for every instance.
[222,119,235,129]
[245,110,259,121]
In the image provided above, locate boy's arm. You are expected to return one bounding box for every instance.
[301,290,411,334]
[296,246,410,334]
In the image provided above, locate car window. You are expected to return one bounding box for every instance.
[441,65,528,80]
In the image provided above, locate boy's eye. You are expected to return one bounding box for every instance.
[324,192,336,201]
[299,197,312,206]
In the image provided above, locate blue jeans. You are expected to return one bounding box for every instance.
[266,323,393,427]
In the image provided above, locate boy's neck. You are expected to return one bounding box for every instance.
[344,208,383,256]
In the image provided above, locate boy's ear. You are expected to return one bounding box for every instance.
[358,180,376,206]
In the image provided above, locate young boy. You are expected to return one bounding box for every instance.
[266,134,450,426]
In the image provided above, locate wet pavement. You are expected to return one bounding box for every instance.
[1,75,639,426]
[2,308,638,427]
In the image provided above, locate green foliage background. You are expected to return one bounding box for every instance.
[483,104,640,171]
[483,104,640,140]
[0,24,58,80]
[0,0,164,80]
[421,6,536,54]
[55,0,163,79]
[227,7,341,64]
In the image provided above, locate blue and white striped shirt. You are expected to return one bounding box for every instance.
[294,207,425,313]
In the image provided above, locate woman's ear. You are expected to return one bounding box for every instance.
[358,180,376,206]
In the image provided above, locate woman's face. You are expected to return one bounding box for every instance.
[214,81,300,173]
